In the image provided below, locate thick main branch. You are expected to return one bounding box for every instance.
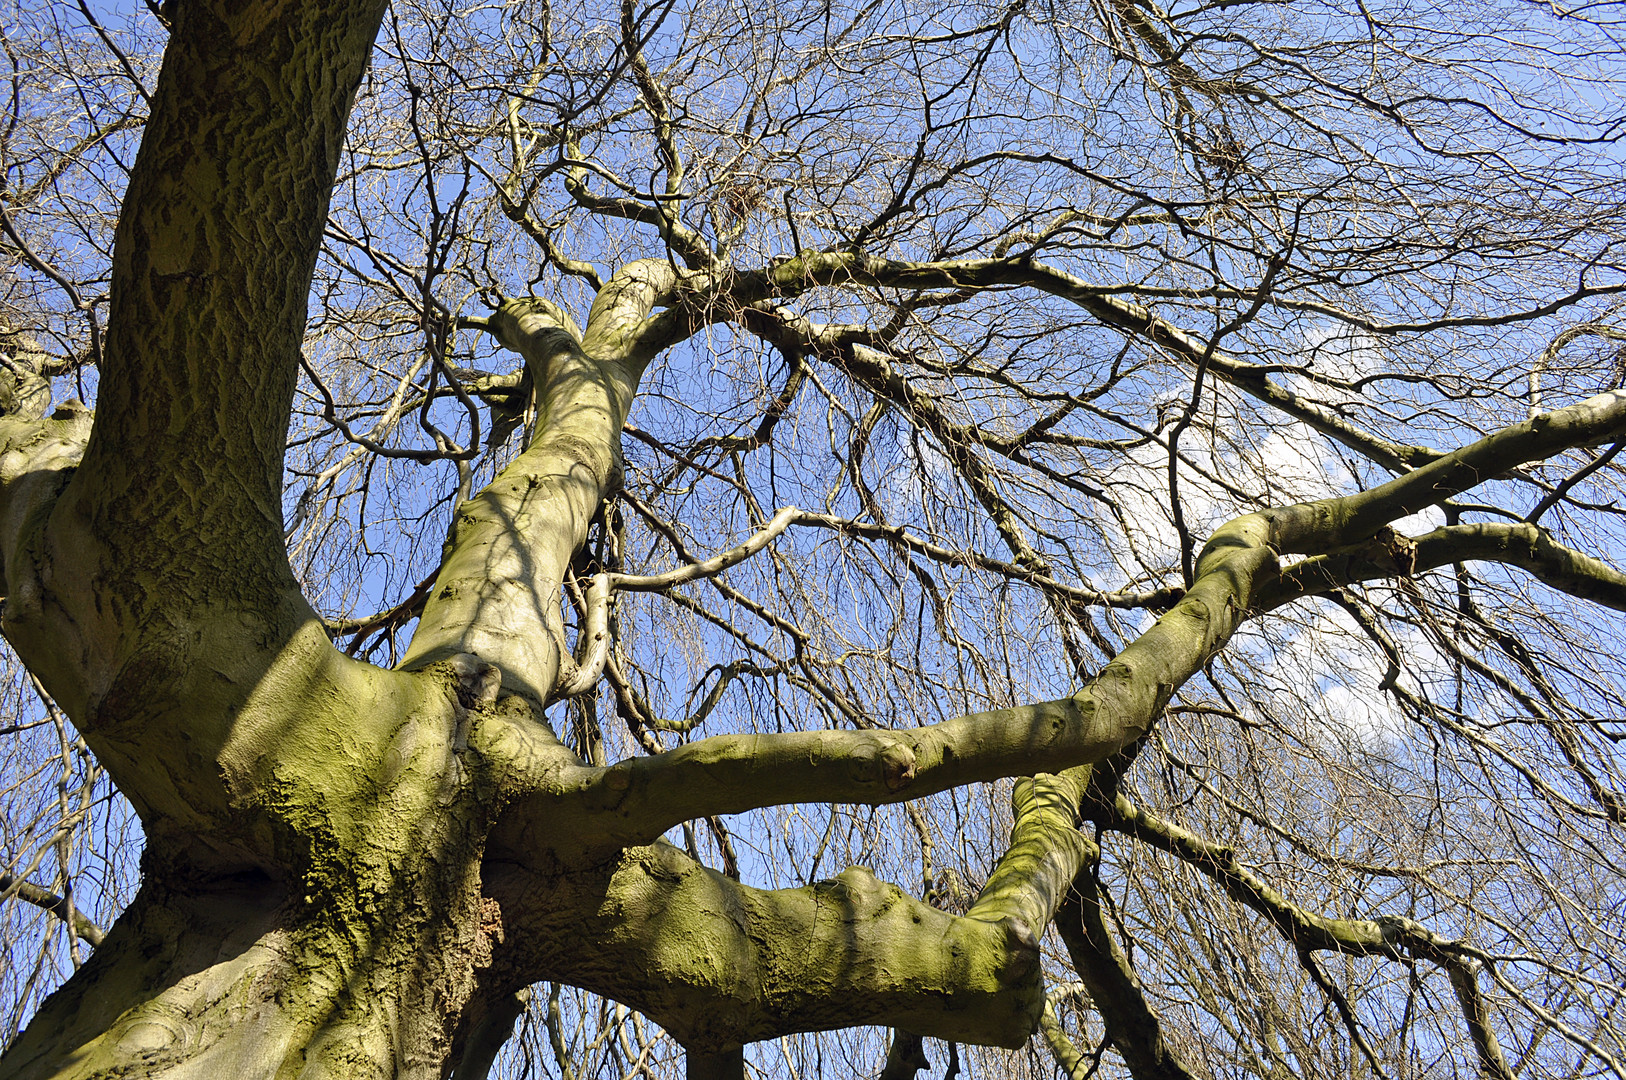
[404,266,678,704]
[486,838,1050,1053]
[492,391,1626,850]
[31,0,390,712]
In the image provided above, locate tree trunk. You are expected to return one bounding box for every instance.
[2,873,481,1079]
[0,654,508,1079]
[10,0,1625,1074]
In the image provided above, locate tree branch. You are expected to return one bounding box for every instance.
[450,988,530,1080]
[1267,521,1626,613]
[502,391,1626,845]
[723,251,1441,473]
[1038,997,1094,1080]
[486,773,1101,1055]
[1096,791,1523,1080]
[404,271,676,704]
[879,1033,931,1080]
[1054,859,1200,1080]
[59,0,390,630]
[0,871,105,947]
[556,505,801,699]
[0,0,395,851]
[487,839,1049,1052]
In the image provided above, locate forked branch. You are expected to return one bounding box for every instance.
[517,391,1626,844]
[555,506,802,699]
[1095,791,1520,1080]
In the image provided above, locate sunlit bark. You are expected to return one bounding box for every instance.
[3,0,1626,1076]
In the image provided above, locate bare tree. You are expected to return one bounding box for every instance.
[2,0,1626,1077]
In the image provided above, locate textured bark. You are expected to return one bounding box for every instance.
[3,0,394,849]
[6,0,1626,1071]
[3,772,494,1080]
[478,841,1047,1050]
[0,0,513,1073]
[26,0,387,720]
[0,643,514,1077]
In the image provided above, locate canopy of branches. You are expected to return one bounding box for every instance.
[2,0,1625,1076]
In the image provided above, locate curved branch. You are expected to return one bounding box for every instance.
[555,506,801,699]
[402,291,638,704]
[1267,521,1626,613]
[1038,998,1094,1080]
[1526,438,1624,524]
[0,399,93,707]
[965,771,1096,942]
[511,390,1626,844]
[487,769,1100,1055]
[879,1034,930,1080]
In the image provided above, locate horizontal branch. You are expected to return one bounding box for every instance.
[792,511,1181,610]
[1266,521,1626,612]
[489,748,1101,1054]
[524,527,1265,846]
[491,840,1048,1051]
[611,505,802,594]
[0,872,105,946]
[507,690,1134,851]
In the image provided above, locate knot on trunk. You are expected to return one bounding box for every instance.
[449,653,502,709]
[848,737,918,792]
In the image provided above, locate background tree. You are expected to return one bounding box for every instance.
[2,0,1626,1077]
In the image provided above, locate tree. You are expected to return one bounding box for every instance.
[2,0,1625,1075]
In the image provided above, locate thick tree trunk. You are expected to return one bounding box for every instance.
[0,650,505,1078]
[9,0,1626,1072]
[5,882,489,1079]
